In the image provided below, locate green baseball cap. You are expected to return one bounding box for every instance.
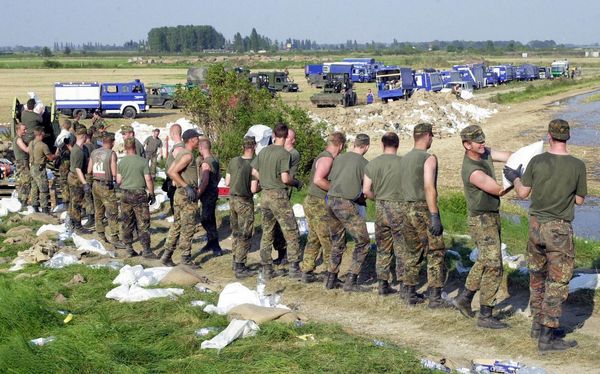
[460,125,485,143]
[548,119,570,140]
[120,125,134,134]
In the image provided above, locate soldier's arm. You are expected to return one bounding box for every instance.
[87,157,93,175]
[144,173,154,194]
[469,170,511,197]
[16,138,29,153]
[512,178,531,199]
[362,175,374,200]
[225,173,231,187]
[281,171,292,185]
[197,163,210,195]
[575,195,585,205]
[110,152,118,182]
[76,168,87,185]
[423,154,439,214]
[44,148,57,161]
[168,153,192,188]
[251,168,261,193]
[490,148,511,163]
[313,157,333,191]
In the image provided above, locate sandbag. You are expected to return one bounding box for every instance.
[159,265,210,287]
[503,141,544,188]
[227,304,294,325]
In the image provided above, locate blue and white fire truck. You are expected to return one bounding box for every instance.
[375,66,415,101]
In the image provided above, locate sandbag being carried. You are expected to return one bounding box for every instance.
[503,141,544,189]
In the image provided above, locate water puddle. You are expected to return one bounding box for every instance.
[554,90,600,146]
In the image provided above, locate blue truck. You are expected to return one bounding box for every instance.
[453,64,486,88]
[375,66,414,101]
[414,71,444,92]
[323,62,370,83]
[489,65,516,84]
[305,64,326,88]
[517,64,538,81]
[440,70,463,86]
[342,58,384,82]
[54,79,148,119]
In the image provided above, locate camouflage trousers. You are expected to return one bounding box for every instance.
[84,174,94,216]
[528,216,575,329]
[399,202,446,288]
[230,196,254,264]
[147,154,158,176]
[92,182,120,239]
[15,159,31,205]
[374,200,406,282]
[165,190,199,258]
[259,189,300,265]
[58,160,70,203]
[327,196,370,275]
[301,194,332,273]
[465,212,503,307]
[67,172,85,226]
[120,189,151,250]
[200,191,219,247]
[30,165,49,210]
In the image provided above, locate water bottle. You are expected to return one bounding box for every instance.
[30,336,56,346]
[257,271,266,302]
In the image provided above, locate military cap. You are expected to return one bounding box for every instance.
[460,125,485,143]
[153,128,160,133]
[354,133,370,146]
[548,119,570,140]
[102,132,115,141]
[414,123,433,135]
[243,135,256,147]
[120,125,134,134]
[76,127,88,136]
[182,128,201,141]
[123,138,136,149]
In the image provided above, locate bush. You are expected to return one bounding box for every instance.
[42,60,63,68]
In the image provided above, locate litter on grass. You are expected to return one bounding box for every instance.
[112,264,172,287]
[29,336,56,347]
[200,319,259,350]
[195,327,220,337]
[106,264,185,302]
[44,253,80,268]
[191,300,208,307]
[203,282,289,315]
[71,233,112,256]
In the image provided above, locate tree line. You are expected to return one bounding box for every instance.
[147,25,226,53]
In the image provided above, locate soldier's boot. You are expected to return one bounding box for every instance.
[74,225,92,235]
[181,255,200,270]
[397,282,406,300]
[32,205,40,213]
[160,250,176,267]
[406,285,425,305]
[325,272,339,290]
[142,246,159,260]
[288,262,302,279]
[428,287,451,309]
[41,207,51,215]
[477,306,509,329]
[301,271,318,284]
[531,321,567,339]
[97,232,109,243]
[453,288,476,318]
[109,236,127,250]
[234,263,254,279]
[83,214,95,229]
[124,245,139,258]
[343,273,370,293]
[378,280,396,296]
[538,326,577,353]
[261,264,277,280]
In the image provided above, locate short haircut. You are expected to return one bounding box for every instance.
[273,123,289,139]
[171,123,182,137]
[34,127,44,136]
[17,122,26,130]
[381,132,399,148]
[62,119,72,130]
[328,131,346,146]
[354,133,370,147]
[198,138,211,150]
[26,99,36,110]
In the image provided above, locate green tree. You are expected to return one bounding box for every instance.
[64,46,71,55]
[40,47,52,57]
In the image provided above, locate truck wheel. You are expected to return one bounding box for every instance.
[164,100,174,110]
[282,86,290,92]
[122,106,137,119]
[73,109,87,119]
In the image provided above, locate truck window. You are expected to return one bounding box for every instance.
[121,86,130,93]
[106,85,118,93]
[132,85,142,93]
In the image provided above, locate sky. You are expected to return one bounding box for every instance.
[2,0,598,46]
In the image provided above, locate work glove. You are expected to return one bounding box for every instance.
[429,213,444,236]
[185,185,198,203]
[148,193,156,206]
[503,164,523,184]
[83,183,91,194]
[290,179,304,190]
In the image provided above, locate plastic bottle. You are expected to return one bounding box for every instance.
[257,270,266,302]
[30,336,56,346]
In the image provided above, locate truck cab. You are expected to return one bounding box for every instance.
[146,84,178,109]
[101,80,147,119]
[250,72,299,92]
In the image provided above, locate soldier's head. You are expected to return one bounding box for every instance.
[16,123,27,136]
[62,119,72,131]
[413,123,434,149]
[285,128,296,148]
[86,128,94,143]
[124,138,136,154]
[381,132,399,150]
[353,133,370,155]
[153,128,160,138]
[103,132,115,149]
[460,125,486,154]
[182,129,201,149]
[327,131,346,157]
[273,123,289,142]
[198,137,212,155]
[75,126,87,142]
[26,99,36,110]
[242,136,256,154]
[92,109,102,119]
[170,123,182,140]
[34,126,44,139]
[74,111,82,120]
[548,119,570,143]
[120,125,134,139]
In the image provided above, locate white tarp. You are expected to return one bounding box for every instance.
[55,129,72,148]
[200,319,259,350]
[568,273,600,293]
[43,253,80,269]
[245,125,272,154]
[149,192,168,212]
[71,233,111,256]
[36,224,67,236]
[503,141,544,188]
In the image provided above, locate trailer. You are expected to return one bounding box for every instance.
[414,71,444,92]
[375,66,414,101]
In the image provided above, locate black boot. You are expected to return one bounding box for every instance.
[181,255,200,269]
[531,320,567,339]
[301,271,317,283]
[453,288,476,318]
[398,282,406,300]
[428,287,451,309]
[288,262,302,279]
[109,236,126,250]
[378,280,396,296]
[142,246,158,259]
[325,272,339,290]
[41,207,51,215]
[343,273,369,292]
[538,326,577,353]
[234,263,254,279]
[32,206,40,213]
[160,250,176,267]
[83,214,95,229]
[261,264,278,280]
[406,285,425,305]
[74,225,92,235]
[125,245,138,258]
[477,305,509,329]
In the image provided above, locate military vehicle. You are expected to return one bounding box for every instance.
[309,73,357,108]
[248,71,299,92]
[146,84,178,109]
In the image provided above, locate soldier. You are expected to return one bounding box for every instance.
[362,132,403,297]
[121,125,146,158]
[67,126,92,234]
[325,133,370,292]
[116,138,157,258]
[88,132,125,249]
[29,127,57,214]
[198,138,223,256]
[225,136,257,278]
[92,122,106,148]
[161,129,203,268]
[453,125,512,329]
[72,111,83,130]
[20,98,42,143]
[507,119,586,352]
[164,124,184,216]
[397,123,447,307]
[82,128,97,228]
[250,123,301,279]
[301,131,346,283]
[13,123,31,206]
[144,128,163,178]
[91,110,105,130]
[56,119,76,207]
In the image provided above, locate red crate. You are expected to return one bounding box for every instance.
[218,186,230,198]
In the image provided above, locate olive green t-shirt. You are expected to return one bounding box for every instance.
[364,153,403,201]
[175,149,198,187]
[227,156,254,198]
[20,110,41,142]
[201,155,220,189]
[308,150,333,199]
[328,151,368,200]
[13,136,28,162]
[251,144,290,190]
[31,139,51,166]
[166,141,184,171]
[461,149,500,215]
[400,149,431,202]
[144,136,163,157]
[521,152,587,222]
[118,155,149,190]
[69,144,85,173]
[90,147,114,181]
[289,148,300,179]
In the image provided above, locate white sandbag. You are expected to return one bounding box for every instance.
[112,264,172,287]
[149,193,167,212]
[44,252,80,268]
[503,141,544,188]
[71,233,111,256]
[9,257,27,272]
[460,90,473,100]
[36,223,67,236]
[106,284,184,303]
[19,206,35,215]
[200,319,259,350]
[245,125,272,154]
[0,206,8,217]
[55,129,72,148]
[0,197,22,213]
[204,282,262,315]
[569,274,600,293]
[292,204,305,218]
[52,203,66,213]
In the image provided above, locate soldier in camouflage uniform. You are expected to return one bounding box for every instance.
[197,138,223,256]
[116,138,157,258]
[164,124,184,216]
[68,127,92,234]
[29,127,57,214]
[13,123,31,206]
[225,136,257,278]
[88,133,125,249]
[121,125,146,158]
[57,120,75,207]
[301,131,346,283]
[453,125,513,329]
[509,119,586,352]
[144,129,163,178]
[251,123,301,279]
[325,134,370,292]
[82,128,97,228]
[363,132,403,297]
[161,129,203,268]
[91,110,106,146]
[397,123,447,307]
